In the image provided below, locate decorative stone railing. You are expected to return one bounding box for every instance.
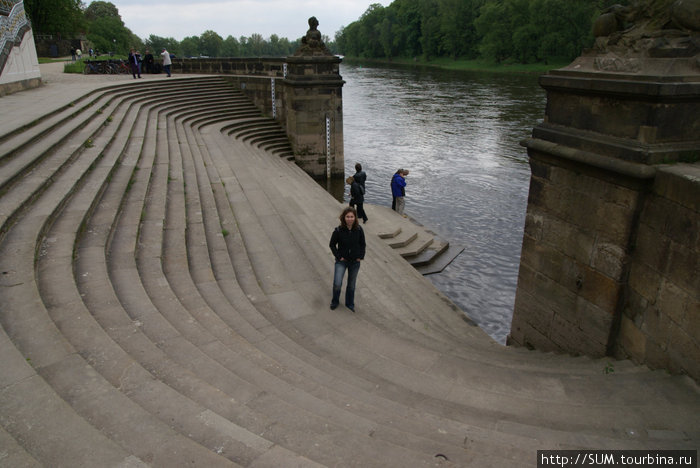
[0,0,31,76]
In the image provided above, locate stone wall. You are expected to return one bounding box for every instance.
[620,164,699,378]
[510,54,699,380]
[512,149,649,357]
[172,56,344,180]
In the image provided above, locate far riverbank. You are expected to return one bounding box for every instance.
[342,56,571,74]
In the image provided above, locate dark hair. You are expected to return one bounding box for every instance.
[339,206,359,230]
[355,163,362,171]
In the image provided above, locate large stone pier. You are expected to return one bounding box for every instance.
[510,0,700,380]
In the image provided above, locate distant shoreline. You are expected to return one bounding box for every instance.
[340,56,571,74]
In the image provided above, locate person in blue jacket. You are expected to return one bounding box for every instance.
[391,169,408,216]
[329,207,366,312]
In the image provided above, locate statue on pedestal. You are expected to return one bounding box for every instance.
[293,16,333,57]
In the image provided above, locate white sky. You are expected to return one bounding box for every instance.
[106,0,392,42]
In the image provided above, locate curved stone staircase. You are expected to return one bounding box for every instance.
[0,76,697,467]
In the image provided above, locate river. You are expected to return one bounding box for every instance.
[338,62,546,344]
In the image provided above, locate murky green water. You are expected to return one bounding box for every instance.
[339,62,546,343]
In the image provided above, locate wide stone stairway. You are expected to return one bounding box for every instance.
[0,75,697,467]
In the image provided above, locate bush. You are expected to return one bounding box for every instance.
[63,61,85,73]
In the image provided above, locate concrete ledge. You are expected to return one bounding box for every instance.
[0,76,41,97]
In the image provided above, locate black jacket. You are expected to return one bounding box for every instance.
[329,225,366,262]
[353,170,367,189]
[350,181,364,204]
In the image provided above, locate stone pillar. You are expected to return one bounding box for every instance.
[283,55,345,179]
[509,0,700,371]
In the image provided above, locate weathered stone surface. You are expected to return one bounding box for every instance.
[512,3,699,379]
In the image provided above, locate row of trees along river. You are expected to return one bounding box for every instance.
[27,0,627,65]
[336,0,628,64]
[24,0,303,58]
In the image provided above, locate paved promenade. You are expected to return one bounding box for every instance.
[0,61,697,467]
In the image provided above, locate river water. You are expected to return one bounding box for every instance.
[338,62,546,344]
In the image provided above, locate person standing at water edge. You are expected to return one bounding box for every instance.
[347,176,368,224]
[391,169,408,216]
[161,48,172,77]
[329,207,366,312]
[353,163,367,192]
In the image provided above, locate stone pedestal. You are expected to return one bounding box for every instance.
[284,56,345,179]
[509,53,700,378]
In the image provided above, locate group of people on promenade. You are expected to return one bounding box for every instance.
[330,163,410,312]
[127,48,172,79]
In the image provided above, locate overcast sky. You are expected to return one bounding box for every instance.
[107,0,392,42]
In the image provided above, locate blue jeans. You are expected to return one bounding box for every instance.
[331,260,360,309]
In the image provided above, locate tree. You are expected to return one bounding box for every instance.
[24,0,85,35]
[221,35,240,57]
[199,30,223,57]
[180,36,200,57]
[419,0,441,60]
[83,1,139,54]
[87,16,130,53]
[439,0,484,59]
[84,1,119,21]
[145,35,179,56]
[475,0,515,62]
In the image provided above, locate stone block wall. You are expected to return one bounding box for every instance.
[510,62,699,380]
[512,150,647,356]
[619,164,700,378]
[222,75,286,124]
[173,57,285,78]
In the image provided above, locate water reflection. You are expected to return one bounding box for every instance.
[340,62,546,343]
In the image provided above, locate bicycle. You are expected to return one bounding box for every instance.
[111,59,131,75]
[83,61,101,74]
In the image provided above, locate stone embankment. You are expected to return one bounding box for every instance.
[0,63,697,466]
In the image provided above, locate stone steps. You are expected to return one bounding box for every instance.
[0,75,697,467]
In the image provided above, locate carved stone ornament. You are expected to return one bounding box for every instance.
[293,16,333,57]
[590,0,699,68]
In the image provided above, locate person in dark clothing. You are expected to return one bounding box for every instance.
[329,206,366,312]
[347,176,368,224]
[128,48,141,79]
[353,163,367,191]
[143,49,154,73]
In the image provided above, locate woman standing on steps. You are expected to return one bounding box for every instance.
[329,207,366,312]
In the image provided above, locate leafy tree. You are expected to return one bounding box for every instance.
[145,35,180,56]
[474,0,518,62]
[180,36,200,57]
[247,33,266,56]
[221,35,240,57]
[392,0,422,58]
[83,1,141,55]
[199,30,223,57]
[439,0,484,59]
[419,0,441,60]
[87,16,131,53]
[84,0,119,21]
[24,0,85,35]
